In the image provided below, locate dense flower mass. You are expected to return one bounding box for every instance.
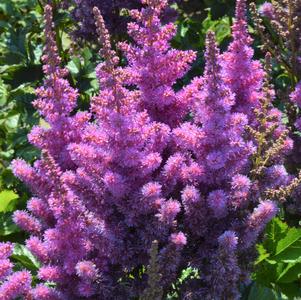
[1,0,295,299]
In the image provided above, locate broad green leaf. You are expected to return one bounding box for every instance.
[275,227,301,256]
[274,240,301,263]
[10,83,35,97]
[264,218,288,253]
[253,260,279,285]
[67,57,81,75]
[215,18,231,43]
[276,263,301,283]
[16,145,40,162]
[0,190,18,212]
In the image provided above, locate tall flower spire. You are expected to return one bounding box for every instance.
[26,5,90,169]
[119,0,196,126]
[221,0,265,117]
[193,31,253,185]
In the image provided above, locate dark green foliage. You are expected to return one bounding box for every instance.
[252,218,301,299]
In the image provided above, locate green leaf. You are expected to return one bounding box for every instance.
[247,282,279,300]
[275,227,301,257]
[0,78,8,106]
[67,57,81,75]
[0,149,14,160]
[264,218,288,254]
[82,48,92,65]
[11,243,40,271]
[61,31,71,51]
[276,263,301,283]
[256,244,270,264]
[277,282,301,298]
[0,190,19,212]
[274,240,301,263]
[4,113,20,131]
[0,213,19,236]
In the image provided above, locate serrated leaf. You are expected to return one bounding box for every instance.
[255,244,270,264]
[264,218,288,253]
[274,240,301,263]
[10,83,35,96]
[0,149,14,159]
[275,227,301,257]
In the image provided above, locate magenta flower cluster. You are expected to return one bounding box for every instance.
[1,0,292,299]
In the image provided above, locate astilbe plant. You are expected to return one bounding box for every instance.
[0,0,295,299]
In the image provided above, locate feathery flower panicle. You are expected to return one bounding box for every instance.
[75,261,98,281]
[0,260,13,281]
[222,0,265,118]
[140,240,163,300]
[259,2,275,19]
[26,5,90,170]
[34,6,76,122]
[0,271,32,300]
[231,174,251,207]
[119,0,196,126]
[207,231,240,300]
[12,210,42,234]
[242,200,278,248]
[30,284,63,300]
[180,31,253,186]
[0,243,13,260]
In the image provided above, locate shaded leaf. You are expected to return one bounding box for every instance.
[11,243,40,271]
